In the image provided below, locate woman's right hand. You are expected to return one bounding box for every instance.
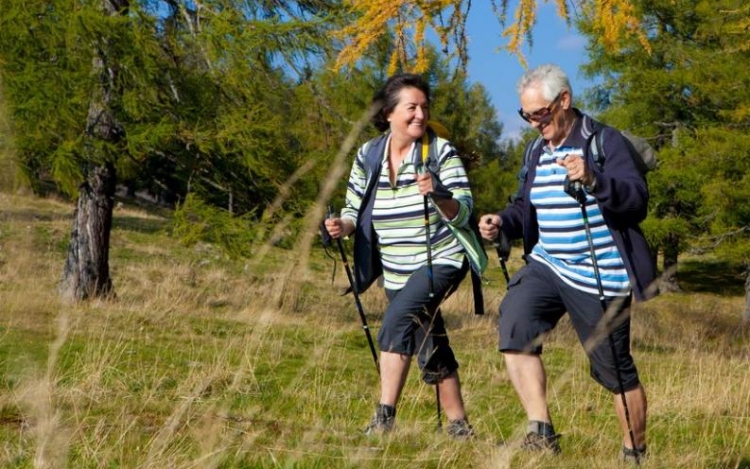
[479,214,502,241]
[324,217,353,239]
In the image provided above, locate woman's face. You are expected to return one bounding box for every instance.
[386,86,429,141]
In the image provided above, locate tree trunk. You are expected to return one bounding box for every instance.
[60,0,128,301]
[659,234,682,293]
[60,163,116,301]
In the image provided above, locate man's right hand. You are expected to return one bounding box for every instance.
[479,214,502,241]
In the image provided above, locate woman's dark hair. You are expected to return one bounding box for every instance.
[370,73,431,132]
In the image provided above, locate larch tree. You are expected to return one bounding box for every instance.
[59,0,131,301]
[578,0,750,307]
[0,0,90,196]
[1,0,165,300]
[4,0,343,301]
[332,0,649,74]
[2,0,351,299]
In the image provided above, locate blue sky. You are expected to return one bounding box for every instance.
[463,2,593,141]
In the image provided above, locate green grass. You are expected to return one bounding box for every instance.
[0,192,749,468]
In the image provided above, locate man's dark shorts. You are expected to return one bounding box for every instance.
[380,262,467,384]
[499,259,640,393]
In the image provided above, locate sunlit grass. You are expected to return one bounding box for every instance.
[0,192,749,468]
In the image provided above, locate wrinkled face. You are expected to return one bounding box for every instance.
[387,87,429,141]
[519,85,567,143]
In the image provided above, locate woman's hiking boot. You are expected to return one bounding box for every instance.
[363,404,395,435]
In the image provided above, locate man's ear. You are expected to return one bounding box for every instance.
[562,89,572,110]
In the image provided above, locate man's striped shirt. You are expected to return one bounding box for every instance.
[529,145,630,297]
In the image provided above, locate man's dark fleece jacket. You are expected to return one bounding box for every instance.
[499,111,658,302]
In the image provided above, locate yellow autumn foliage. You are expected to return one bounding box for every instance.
[333,0,650,73]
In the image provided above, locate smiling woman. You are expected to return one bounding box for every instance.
[323,72,482,438]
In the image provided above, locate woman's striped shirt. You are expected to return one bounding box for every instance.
[341,134,473,291]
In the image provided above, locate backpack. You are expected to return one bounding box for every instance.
[514,116,656,202]
[361,128,487,315]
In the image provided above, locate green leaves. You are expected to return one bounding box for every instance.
[1,0,508,253]
[172,193,257,259]
[580,0,750,281]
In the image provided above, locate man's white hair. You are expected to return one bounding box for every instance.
[516,64,573,104]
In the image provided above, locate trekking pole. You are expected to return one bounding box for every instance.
[423,194,435,299]
[492,230,511,287]
[423,194,442,430]
[435,382,442,430]
[419,163,441,430]
[565,179,638,462]
[325,207,380,376]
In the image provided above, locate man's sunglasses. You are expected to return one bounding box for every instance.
[517,92,562,123]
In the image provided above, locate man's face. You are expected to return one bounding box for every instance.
[519,86,566,143]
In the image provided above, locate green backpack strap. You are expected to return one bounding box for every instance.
[422,128,486,315]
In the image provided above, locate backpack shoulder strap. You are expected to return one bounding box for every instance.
[363,134,388,179]
[511,136,543,203]
[418,127,440,172]
[423,128,486,315]
[351,134,388,294]
[523,135,543,166]
[582,114,606,171]
[588,129,606,171]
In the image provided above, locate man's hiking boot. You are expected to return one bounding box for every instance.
[521,431,561,453]
[446,418,475,439]
[520,421,560,454]
[622,445,647,464]
[363,403,395,435]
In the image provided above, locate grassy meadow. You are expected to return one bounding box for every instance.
[0,192,749,469]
